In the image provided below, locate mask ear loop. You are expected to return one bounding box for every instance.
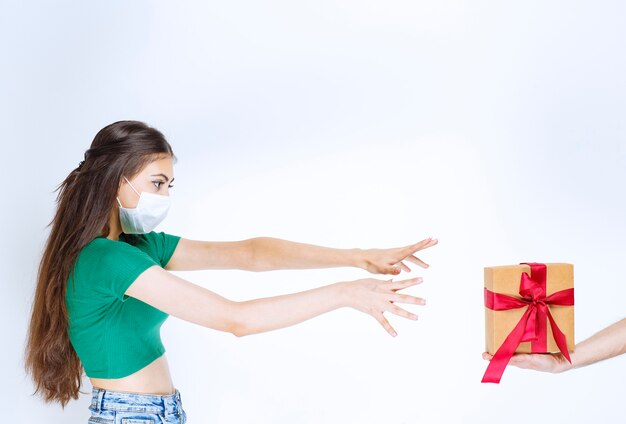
[123,176,141,196]
[117,176,141,208]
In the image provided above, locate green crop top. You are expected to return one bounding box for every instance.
[66,231,181,378]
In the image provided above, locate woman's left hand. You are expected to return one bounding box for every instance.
[358,237,438,275]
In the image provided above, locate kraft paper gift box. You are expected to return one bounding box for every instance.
[482,262,575,383]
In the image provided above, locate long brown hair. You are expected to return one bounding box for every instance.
[24,120,177,407]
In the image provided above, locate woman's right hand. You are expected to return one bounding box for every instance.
[337,276,425,337]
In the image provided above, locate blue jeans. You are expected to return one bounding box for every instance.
[88,387,187,424]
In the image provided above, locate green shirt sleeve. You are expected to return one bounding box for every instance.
[142,231,182,268]
[97,241,160,302]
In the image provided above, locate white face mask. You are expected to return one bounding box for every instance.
[116,176,171,234]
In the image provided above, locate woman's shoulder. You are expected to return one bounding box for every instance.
[79,235,146,261]
[78,232,179,268]
[69,235,159,302]
[72,235,158,283]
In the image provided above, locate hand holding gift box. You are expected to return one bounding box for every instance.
[482,262,575,383]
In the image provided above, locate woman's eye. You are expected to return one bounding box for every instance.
[153,181,174,189]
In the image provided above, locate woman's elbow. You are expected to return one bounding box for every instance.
[229,321,249,337]
[221,303,252,337]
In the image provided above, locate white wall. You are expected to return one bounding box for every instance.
[2,1,624,422]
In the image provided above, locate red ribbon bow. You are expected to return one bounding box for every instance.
[481,262,574,383]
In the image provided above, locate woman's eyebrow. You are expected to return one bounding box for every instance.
[150,173,174,183]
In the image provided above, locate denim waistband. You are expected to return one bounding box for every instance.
[90,387,183,415]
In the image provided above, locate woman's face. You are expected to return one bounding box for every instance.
[117,156,175,208]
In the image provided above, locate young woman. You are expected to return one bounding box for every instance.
[24,120,438,424]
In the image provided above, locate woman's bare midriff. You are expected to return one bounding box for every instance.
[89,353,176,395]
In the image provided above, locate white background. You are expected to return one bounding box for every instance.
[2,1,624,422]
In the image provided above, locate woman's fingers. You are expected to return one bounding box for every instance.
[373,312,397,337]
[410,238,439,253]
[359,276,426,337]
[404,254,429,269]
[388,277,423,290]
[390,292,426,305]
[387,303,419,321]
[392,261,412,273]
[410,238,437,251]
[382,238,438,274]
[396,239,437,269]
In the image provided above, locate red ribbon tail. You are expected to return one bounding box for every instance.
[546,308,572,363]
[482,309,531,384]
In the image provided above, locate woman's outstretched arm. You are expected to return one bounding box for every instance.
[126,265,426,337]
[248,237,438,274]
[482,318,626,373]
[166,236,438,275]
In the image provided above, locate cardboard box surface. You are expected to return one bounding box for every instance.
[484,263,574,355]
